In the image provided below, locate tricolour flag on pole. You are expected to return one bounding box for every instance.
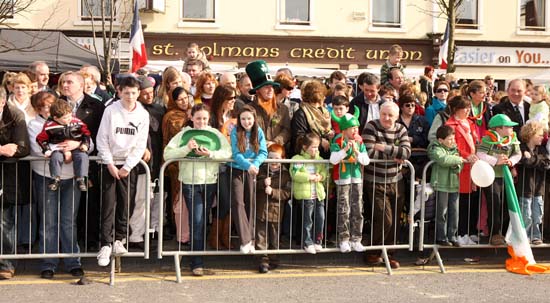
[438,21,449,71]
[503,165,550,275]
[130,1,147,72]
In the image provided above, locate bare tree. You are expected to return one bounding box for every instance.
[416,0,464,73]
[0,0,34,26]
[82,0,132,85]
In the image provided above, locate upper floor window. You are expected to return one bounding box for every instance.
[520,0,546,31]
[182,0,215,22]
[81,0,116,21]
[0,0,15,19]
[279,0,310,25]
[371,0,401,28]
[456,0,479,29]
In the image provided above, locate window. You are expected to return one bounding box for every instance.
[372,0,401,28]
[520,0,546,31]
[81,0,116,21]
[182,0,215,22]
[0,0,15,19]
[279,0,310,25]
[456,0,479,29]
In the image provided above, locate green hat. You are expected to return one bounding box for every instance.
[331,106,360,131]
[245,60,280,95]
[179,129,221,158]
[488,114,518,128]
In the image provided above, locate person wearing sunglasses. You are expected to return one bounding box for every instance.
[425,80,450,127]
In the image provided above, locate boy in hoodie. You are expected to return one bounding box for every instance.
[428,125,465,247]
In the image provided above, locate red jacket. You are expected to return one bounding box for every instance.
[36,116,91,153]
[445,116,478,193]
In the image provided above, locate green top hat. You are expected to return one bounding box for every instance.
[331,106,360,131]
[245,60,280,95]
[179,129,221,157]
[488,114,518,128]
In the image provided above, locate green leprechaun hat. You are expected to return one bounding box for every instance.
[331,105,360,131]
[245,60,280,95]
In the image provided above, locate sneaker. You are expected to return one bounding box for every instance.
[350,241,366,252]
[457,235,467,246]
[77,178,87,192]
[258,263,269,274]
[304,245,317,254]
[40,269,54,279]
[97,245,112,267]
[490,234,506,246]
[48,177,61,191]
[339,241,351,253]
[192,267,204,277]
[532,239,543,245]
[313,244,323,252]
[469,235,479,243]
[240,241,254,254]
[0,269,14,280]
[70,268,84,277]
[113,240,127,255]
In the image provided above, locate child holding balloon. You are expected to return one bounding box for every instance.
[476,114,522,246]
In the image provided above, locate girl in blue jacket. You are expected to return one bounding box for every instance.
[228,105,268,254]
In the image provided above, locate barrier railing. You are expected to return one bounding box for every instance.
[0,156,151,286]
[158,158,416,283]
[419,160,549,273]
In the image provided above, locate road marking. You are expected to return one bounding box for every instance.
[0,265,510,285]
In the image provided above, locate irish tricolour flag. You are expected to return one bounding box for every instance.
[503,166,549,274]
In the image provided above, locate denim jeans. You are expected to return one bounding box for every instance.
[520,196,544,241]
[182,183,216,270]
[301,199,325,247]
[435,191,459,242]
[49,150,89,179]
[35,173,82,272]
[0,205,16,271]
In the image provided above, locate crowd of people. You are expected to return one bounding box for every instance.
[0,42,548,280]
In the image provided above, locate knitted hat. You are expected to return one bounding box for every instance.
[489,114,518,128]
[331,106,360,131]
[137,76,153,90]
[245,60,280,95]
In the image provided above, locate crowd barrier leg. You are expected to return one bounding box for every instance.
[175,255,182,283]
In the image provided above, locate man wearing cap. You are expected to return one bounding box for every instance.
[246,60,291,148]
[128,76,166,248]
[476,114,521,246]
[492,79,529,135]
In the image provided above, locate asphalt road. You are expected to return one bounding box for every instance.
[3,248,550,302]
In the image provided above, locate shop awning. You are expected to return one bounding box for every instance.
[0,29,118,73]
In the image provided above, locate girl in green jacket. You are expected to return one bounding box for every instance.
[290,133,328,254]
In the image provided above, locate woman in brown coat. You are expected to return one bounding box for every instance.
[162,86,192,244]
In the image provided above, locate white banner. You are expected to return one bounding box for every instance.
[455,46,550,67]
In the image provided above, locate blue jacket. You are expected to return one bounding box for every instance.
[228,127,268,171]
[425,98,447,126]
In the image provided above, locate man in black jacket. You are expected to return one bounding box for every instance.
[60,71,105,251]
[491,79,529,135]
[349,72,384,134]
[0,87,30,280]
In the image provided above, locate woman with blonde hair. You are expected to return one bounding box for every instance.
[193,71,218,107]
[8,72,36,122]
[156,66,183,107]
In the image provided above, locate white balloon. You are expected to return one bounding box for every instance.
[471,160,495,188]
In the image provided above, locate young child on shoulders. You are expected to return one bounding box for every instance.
[290,133,328,254]
[36,99,91,191]
[528,85,549,131]
[516,121,549,245]
[427,125,465,247]
[380,44,405,86]
[329,111,370,253]
[182,42,211,72]
[476,114,522,246]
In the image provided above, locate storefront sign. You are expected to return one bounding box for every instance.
[145,34,433,66]
[455,46,550,67]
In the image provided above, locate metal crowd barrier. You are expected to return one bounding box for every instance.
[0,156,151,286]
[419,161,549,273]
[158,157,416,283]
